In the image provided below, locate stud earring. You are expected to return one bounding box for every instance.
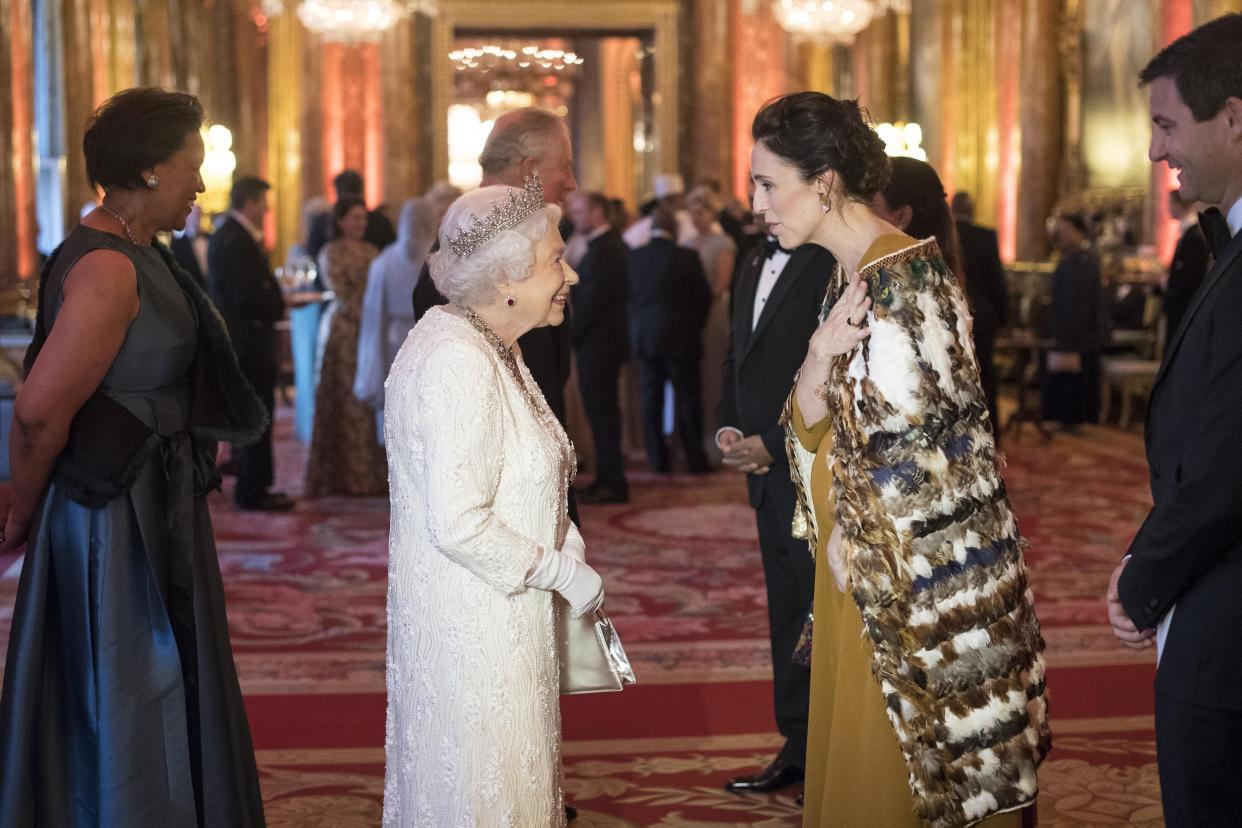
[147,174,159,189]
[506,295,516,307]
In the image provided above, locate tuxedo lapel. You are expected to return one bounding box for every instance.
[733,246,764,359]
[1152,229,1242,397]
[745,247,813,361]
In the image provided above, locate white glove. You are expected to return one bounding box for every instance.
[562,523,586,563]
[526,546,604,618]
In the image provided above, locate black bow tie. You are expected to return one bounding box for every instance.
[762,236,792,259]
[1199,207,1232,258]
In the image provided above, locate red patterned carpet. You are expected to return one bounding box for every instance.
[0,411,1164,826]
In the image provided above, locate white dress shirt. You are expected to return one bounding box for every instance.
[715,243,794,448]
[1226,195,1242,237]
[752,246,791,331]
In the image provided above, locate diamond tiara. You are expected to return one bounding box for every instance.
[446,172,547,259]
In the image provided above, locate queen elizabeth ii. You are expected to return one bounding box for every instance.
[382,179,604,827]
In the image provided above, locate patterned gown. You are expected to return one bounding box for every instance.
[305,239,388,496]
[382,307,575,827]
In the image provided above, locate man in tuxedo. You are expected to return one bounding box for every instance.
[1162,188,1211,338]
[207,176,293,512]
[569,192,630,504]
[951,192,1009,439]
[1107,15,1242,827]
[628,209,712,473]
[410,107,580,525]
[716,228,835,796]
[306,169,396,261]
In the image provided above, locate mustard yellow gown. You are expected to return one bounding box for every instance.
[796,235,1024,828]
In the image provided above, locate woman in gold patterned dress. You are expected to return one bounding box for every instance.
[751,92,1048,827]
[305,198,387,496]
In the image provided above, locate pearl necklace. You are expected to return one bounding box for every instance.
[98,203,145,246]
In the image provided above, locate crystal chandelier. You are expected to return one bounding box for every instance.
[771,0,908,44]
[449,44,584,102]
[260,0,437,43]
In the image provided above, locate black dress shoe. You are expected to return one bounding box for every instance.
[236,491,296,512]
[565,804,578,822]
[724,758,804,794]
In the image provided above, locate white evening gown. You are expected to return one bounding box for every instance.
[383,307,573,827]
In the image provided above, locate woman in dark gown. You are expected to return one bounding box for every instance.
[0,88,267,827]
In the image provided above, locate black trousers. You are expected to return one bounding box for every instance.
[636,355,708,473]
[234,380,275,506]
[1155,690,1242,827]
[1042,351,1101,427]
[577,354,627,492]
[753,473,815,768]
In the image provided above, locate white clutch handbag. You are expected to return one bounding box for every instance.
[556,599,637,695]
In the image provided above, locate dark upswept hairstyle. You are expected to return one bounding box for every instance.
[230,176,271,210]
[330,197,369,240]
[880,157,963,281]
[1139,13,1242,121]
[83,87,205,192]
[751,91,891,202]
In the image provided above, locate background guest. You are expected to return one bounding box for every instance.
[951,190,1010,438]
[306,168,396,261]
[685,185,737,461]
[305,198,387,496]
[0,86,265,825]
[622,173,698,248]
[208,175,293,511]
[1043,212,1108,431]
[716,221,835,798]
[628,208,712,473]
[354,197,438,445]
[569,191,630,504]
[171,202,209,288]
[1163,187,1211,339]
[410,109,579,521]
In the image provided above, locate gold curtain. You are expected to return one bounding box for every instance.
[267,0,306,263]
[381,16,422,204]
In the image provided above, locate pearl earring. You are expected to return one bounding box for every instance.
[147,174,159,189]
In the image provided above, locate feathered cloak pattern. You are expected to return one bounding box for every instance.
[788,238,1051,827]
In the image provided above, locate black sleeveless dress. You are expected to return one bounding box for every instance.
[0,226,266,826]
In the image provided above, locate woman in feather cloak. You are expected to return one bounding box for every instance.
[750,92,1050,827]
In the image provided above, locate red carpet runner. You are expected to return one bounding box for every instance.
[0,415,1163,826]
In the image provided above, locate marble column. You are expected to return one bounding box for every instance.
[61,0,100,230]
[994,0,1020,260]
[1,0,36,290]
[381,16,423,203]
[267,0,306,263]
[688,0,732,193]
[729,0,791,199]
[600,37,638,206]
[1015,0,1063,261]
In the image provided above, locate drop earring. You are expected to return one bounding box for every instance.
[819,193,831,215]
[146,174,159,189]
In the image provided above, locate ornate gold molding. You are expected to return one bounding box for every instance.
[430,0,679,190]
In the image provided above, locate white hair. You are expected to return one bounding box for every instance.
[428,186,562,308]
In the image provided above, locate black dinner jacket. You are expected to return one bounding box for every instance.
[627,236,712,361]
[716,242,836,509]
[570,228,630,365]
[1164,222,1210,339]
[1118,218,1242,711]
[206,216,285,389]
